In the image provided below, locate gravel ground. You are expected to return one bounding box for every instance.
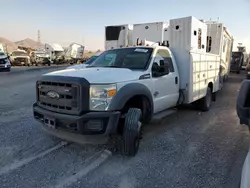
[0,69,249,188]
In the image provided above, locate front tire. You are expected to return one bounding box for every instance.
[122,108,142,156]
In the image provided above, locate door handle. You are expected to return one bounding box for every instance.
[175,77,178,84]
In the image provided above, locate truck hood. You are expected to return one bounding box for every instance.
[45,67,144,83]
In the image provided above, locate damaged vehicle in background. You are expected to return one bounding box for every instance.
[30,51,51,66]
[0,51,11,71]
[10,49,31,66]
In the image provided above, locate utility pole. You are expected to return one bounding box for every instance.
[37,29,41,44]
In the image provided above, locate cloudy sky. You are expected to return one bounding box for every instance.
[1,0,249,51]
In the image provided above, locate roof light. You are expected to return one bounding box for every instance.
[146,44,149,46]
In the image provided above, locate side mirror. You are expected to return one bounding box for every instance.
[236,79,250,127]
[152,62,159,72]
[152,62,162,77]
[159,60,164,66]
[159,59,170,74]
[152,61,169,77]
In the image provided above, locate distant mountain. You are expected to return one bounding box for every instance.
[0,37,99,53]
[0,37,18,52]
[15,38,43,49]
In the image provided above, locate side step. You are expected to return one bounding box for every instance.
[152,108,177,122]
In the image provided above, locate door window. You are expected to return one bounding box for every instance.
[154,49,175,73]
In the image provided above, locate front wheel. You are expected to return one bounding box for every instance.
[122,108,142,156]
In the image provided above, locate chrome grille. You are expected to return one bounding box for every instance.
[37,81,79,114]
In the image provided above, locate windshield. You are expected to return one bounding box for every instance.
[85,55,98,65]
[12,51,28,56]
[0,52,5,56]
[89,47,153,69]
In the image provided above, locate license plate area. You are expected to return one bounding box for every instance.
[44,116,56,129]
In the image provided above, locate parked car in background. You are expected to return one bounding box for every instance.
[0,51,11,71]
[66,55,99,69]
[10,49,31,66]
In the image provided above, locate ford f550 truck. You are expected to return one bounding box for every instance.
[33,16,230,156]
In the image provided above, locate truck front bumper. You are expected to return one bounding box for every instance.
[33,103,120,144]
[0,64,11,71]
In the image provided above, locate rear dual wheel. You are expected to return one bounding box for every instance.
[198,87,212,112]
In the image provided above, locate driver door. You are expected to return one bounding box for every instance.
[152,49,179,113]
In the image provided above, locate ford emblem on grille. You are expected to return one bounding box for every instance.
[46,91,60,99]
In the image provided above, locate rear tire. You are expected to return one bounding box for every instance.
[198,87,212,112]
[122,108,142,156]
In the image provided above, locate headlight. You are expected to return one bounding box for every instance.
[4,58,10,65]
[89,84,117,111]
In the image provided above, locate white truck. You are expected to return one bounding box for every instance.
[10,49,31,66]
[33,16,230,156]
